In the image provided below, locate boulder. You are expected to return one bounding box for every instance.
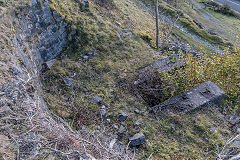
[151,55,184,72]
[237,128,240,133]
[12,65,22,76]
[134,109,140,114]
[150,81,225,113]
[230,154,240,160]
[129,132,145,147]
[170,123,176,130]
[45,59,56,69]
[109,138,117,149]
[99,105,106,118]
[30,0,37,5]
[63,78,74,86]
[118,113,128,122]
[118,125,126,134]
[109,89,114,93]
[91,96,102,104]
[135,121,141,126]
[136,55,184,85]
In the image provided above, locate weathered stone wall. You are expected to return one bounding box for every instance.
[13,0,74,73]
[0,0,77,159]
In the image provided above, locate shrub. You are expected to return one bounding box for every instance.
[163,45,240,112]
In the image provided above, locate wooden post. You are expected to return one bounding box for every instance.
[156,0,159,49]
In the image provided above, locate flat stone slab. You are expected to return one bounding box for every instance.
[135,55,184,85]
[151,55,184,72]
[150,81,225,113]
[139,55,184,74]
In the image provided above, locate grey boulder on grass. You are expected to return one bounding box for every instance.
[129,132,146,147]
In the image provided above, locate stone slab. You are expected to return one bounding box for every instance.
[150,81,225,113]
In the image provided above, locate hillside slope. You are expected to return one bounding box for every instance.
[0,0,240,159]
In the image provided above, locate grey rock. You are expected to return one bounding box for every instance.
[70,30,76,36]
[12,66,22,76]
[118,125,126,134]
[82,55,89,60]
[109,138,117,149]
[0,92,5,96]
[63,78,74,86]
[135,121,141,126]
[113,124,118,129]
[87,51,98,57]
[71,73,77,78]
[99,105,106,118]
[118,30,133,39]
[116,22,121,26]
[150,81,225,113]
[82,88,89,94]
[134,109,140,114]
[109,89,114,93]
[137,56,184,88]
[231,139,240,148]
[129,132,145,147]
[209,127,217,133]
[126,32,133,37]
[229,153,240,160]
[151,55,184,72]
[68,36,73,41]
[45,59,56,69]
[123,105,129,109]
[19,133,39,159]
[30,0,37,5]
[237,128,240,133]
[91,96,102,104]
[0,106,13,118]
[229,114,240,125]
[0,61,5,67]
[80,153,96,160]
[118,113,128,122]
[119,33,125,39]
[170,123,175,130]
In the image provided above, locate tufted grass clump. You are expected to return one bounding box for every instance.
[163,45,240,113]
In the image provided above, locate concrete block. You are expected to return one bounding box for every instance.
[150,81,225,113]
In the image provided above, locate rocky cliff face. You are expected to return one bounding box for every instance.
[0,0,127,159]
